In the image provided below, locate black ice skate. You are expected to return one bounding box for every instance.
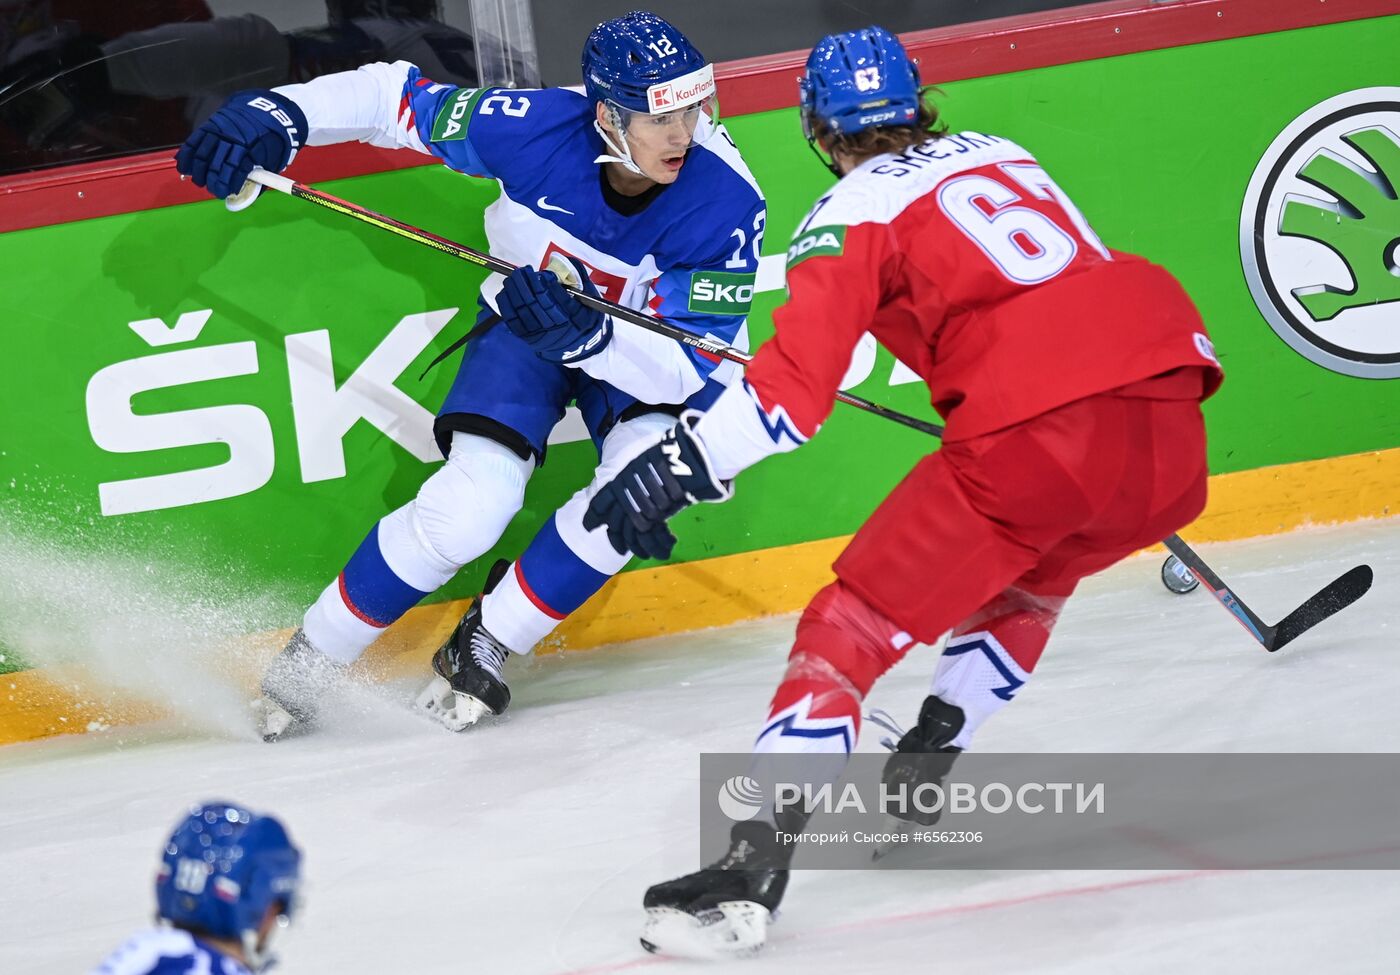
[415,559,512,732]
[867,693,965,860]
[640,820,794,959]
[253,628,348,742]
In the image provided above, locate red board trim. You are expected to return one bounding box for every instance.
[1,0,1394,234]
[719,0,1400,113]
[0,141,436,234]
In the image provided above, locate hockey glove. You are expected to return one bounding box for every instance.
[175,89,307,199]
[497,256,613,364]
[583,412,732,561]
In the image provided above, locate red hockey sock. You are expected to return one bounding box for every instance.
[754,581,914,755]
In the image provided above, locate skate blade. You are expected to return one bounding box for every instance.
[415,675,491,732]
[251,697,296,743]
[871,835,908,862]
[639,903,770,960]
[870,813,926,862]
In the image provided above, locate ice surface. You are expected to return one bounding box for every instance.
[2,520,1397,973]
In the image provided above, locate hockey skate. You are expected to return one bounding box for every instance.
[252,628,347,742]
[640,820,793,960]
[416,560,512,732]
[867,694,965,861]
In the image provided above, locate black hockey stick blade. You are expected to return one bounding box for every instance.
[1162,534,1373,652]
[1266,564,1374,652]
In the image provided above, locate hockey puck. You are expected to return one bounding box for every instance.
[1161,555,1200,594]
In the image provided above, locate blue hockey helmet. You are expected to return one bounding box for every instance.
[582,11,710,113]
[581,11,720,174]
[799,26,921,143]
[155,802,302,971]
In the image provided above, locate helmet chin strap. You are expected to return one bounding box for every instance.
[806,135,843,179]
[592,110,644,176]
[241,914,288,973]
[242,929,271,972]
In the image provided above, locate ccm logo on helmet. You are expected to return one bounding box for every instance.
[858,109,899,126]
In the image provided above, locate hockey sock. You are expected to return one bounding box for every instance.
[480,502,625,653]
[744,581,915,830]
[754,581,915,756]
[302,514,434,665]
[931,586,1066,749]
[480,414,672,653]
[302,433,531,665]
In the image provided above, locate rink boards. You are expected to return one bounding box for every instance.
[1,3,1397,742]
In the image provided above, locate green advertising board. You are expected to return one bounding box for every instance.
[1,15,1397,676]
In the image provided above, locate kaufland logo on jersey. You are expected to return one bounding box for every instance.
[1240,88,1400,379]
[646,64,715,113]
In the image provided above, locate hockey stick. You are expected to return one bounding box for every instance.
[1162,535,1372,652]
[227,169,945,438]
[229,170,1372,651]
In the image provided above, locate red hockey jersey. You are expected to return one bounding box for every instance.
[740,131,1222,447]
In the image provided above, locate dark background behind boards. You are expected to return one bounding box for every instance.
[0,0,1094,176]
[531,0,1095,87]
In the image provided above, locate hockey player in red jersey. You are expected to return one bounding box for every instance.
[583,25,1222,958]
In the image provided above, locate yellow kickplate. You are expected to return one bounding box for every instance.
[3,447,1396,745]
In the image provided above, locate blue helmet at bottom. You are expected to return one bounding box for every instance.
[800,25,921,140]
[155,802,302,969]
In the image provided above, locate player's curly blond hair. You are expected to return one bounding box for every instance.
[814,89,949,162]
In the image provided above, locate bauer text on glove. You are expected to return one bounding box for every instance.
[175,89,307,199]
[496,256,613,364]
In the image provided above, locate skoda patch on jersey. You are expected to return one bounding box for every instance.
[787,225,846,269]
[431,88,483,141]
[688,270,756,314]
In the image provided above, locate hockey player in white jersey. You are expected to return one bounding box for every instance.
[175,11,766,739]
[91,801,302,975]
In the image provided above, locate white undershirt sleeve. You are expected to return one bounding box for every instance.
[571,319,706,405]
[692,379,809,481]
[274,60,422,150]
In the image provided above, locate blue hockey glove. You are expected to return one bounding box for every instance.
[583,413,732,561]
[175,89,307,199]
[497,256,613,364]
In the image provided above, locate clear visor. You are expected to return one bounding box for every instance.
[798,76,817,141]
[606,93,722,151]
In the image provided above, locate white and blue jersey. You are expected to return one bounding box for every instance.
[276,62,766,459]
[280,61,765,661]
[91,928,251,975]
